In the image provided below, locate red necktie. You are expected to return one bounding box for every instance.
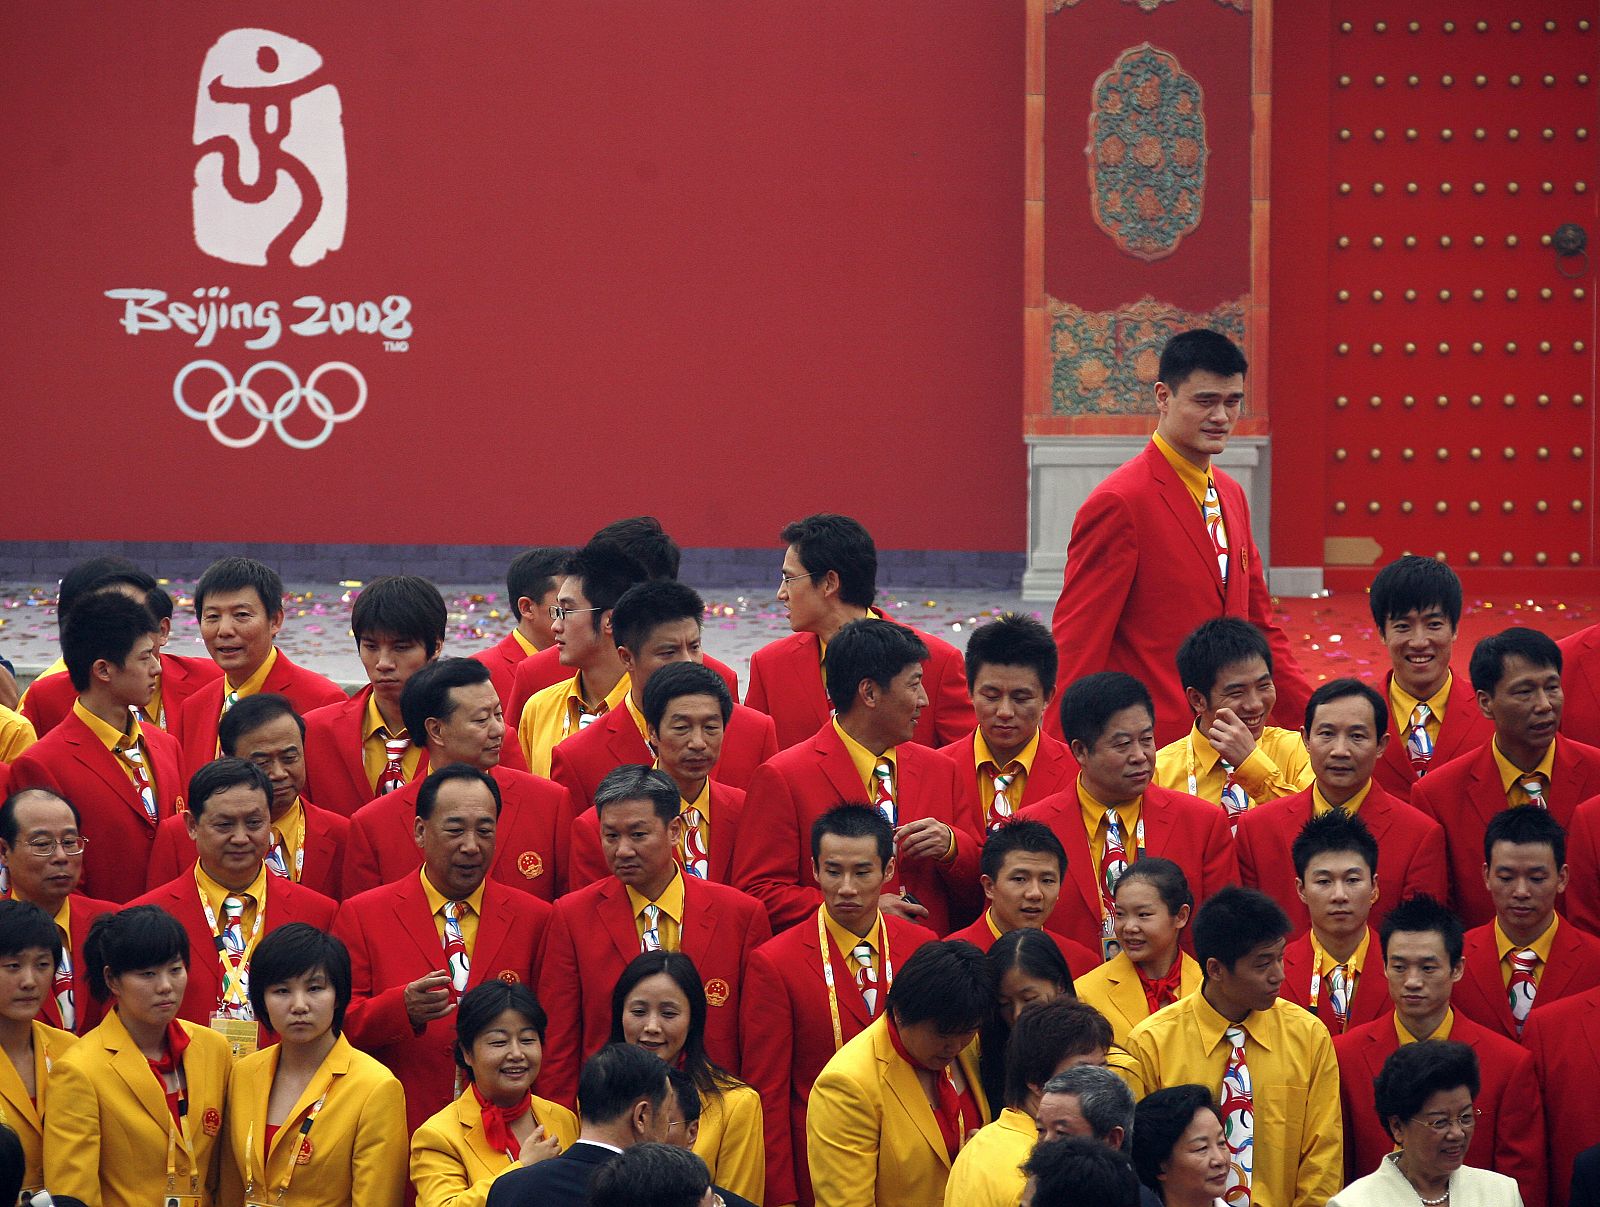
[377,733,410,795]
[472,1084,532,1160]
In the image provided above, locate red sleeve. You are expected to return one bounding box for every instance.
[1409,776,1442,823]
[728,763,818,932]
[1491,1045,1548,1207]
[333,902,417,1053]
[744,650,770,714]
[340,815,384,899]
[534,906,584,1107]
[740,947,799,1206]
[1048,490,1137,737]
[932,758,984,914]
[1404,818,1451,908]
[1234,818,1261,891]
[1567,804,1600,936]
[1244,530,1313,731]
[565,812,609,892]
[549,745,590,819]
[1197,805,1242,902]
[930,645,976,748]
[146,824,185,892]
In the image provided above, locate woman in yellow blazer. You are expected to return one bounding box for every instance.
[43,905,233,1207]
[1073,858,1201,1048]
[0,900,77,1198]
[609,951,764,1204]
[806,940,994,1207]
[223,924,407,1207]
[410,980,578,1207]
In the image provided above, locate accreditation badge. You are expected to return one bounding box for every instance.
[162,1196,202,1207]
[211,1011,259,1060]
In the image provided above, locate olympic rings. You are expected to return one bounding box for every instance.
[172,359,368,449]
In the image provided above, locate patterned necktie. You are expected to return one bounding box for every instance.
[678,808,710,879]
[1326,964,1352,1031]
[1204,476,1230,588]
[988,763,1021,830]
[640,903,663,953]
[1100,809,1129,899]
[377,733,410,795]
[220,895,247,1001]
[221,688,240,716]
[1219,760,1250,829]
[852,941,879,1016]
[1407,704,1435,778]
[1508,948,1540,1033]
[1220,1025,1254,1205]
[872,758,896,826]
[1520,773,1549,810]
[442,902,471,993]
[53,945,75,1032]
[265,829,290,879]
[116,741,159,825]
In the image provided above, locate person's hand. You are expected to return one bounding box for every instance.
[518,1124,561,1166]
[404,970,455,1029]
[1205,707,1257,769]
[879,892,929,922]
[895,818,953,863]
[0,666,19,712]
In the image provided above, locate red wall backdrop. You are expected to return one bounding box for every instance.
[0,2,1026,552]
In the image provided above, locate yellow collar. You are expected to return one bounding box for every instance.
[1312,779,1373,816]
[1153,431,1211,503]
[511,628,538,657]
[1395,1006,1454,1045]
[833,717,895,791]
[626,868,686,924]
[984,910,1005,941]
[72,698,140,752]
[822,904,882,957]
[1077,777,1140,814]
[362,691,408,743]
[679,776,711,816]
[974,728,1041,775]
[1492,736,1557,793]
[196,860,268,911]
[623,693,651,743]
[564,669,632,714]
[1312,927,1371,975]
[421,867,487,918]
[1494,915,1559,962]
[1193,990,1274,1054]
[1186,723,1226,776]
[1389,672,1452,725]
[228,645,279,695]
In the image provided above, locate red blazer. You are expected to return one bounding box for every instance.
[567,780,748,890]
[1560,624,1600,746]
[1452,917,1600,1042]
[508,646,741,731]
[942,915,1103,980]
[1277,928,1393,1035]
[730,723,983,935]
[939,729,1078,829]
[740,913,939,1206]
[471,630,534,712]
[549,699,776,815]
[537,874,772,1106]
[1235,781,1448,934]
[1335,1009,1545,1205]
[21,652,222,739]
[1047,442,1311,747]
[744,617,976,751]
[34,893,115,1035]
[129,864,336,1026]
[335,875,552,1134]
[171,649,347,781]
[1373,670,1494,802]
[144,799,350,900]
[7,711,185,903]
[1566,794,1600,934]
[1523,984,1600,1207]
[1016,784,1240,957]
[1411,736,1600,927]
[341,764,574,900]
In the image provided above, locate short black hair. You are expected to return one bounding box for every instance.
[666,1066,702,1124]
[964,613,1058,698]
[248,923,353,1036]
[145,585,175,623]
[187,757,273,819]
[0,787,81,846]
[1378,893,1465,967]
[0,899,61,969]
[61,591,160,691]
[824,618,927,716]
[1374,1040,1480,1137]
[988,928,1075,999]
[1025,1136,1142,1207]
[612,580,704,656]
[1176,618,1273,698]
[507,548,568,620]
[1193,887,1291,977]
[1483,805,1566,867]
[595,765,680,825]
[55,556,155,628]
[453,981,549,1075]
[1370,556,1464,630]
[218,693,305,755]
[1470,628,1562,696]
[587,1142,710,1207]
[981,819,1066,881]
[1304,677,1388,736]
[886,940,995,1035]
[416,763,502,822]
[562,541,650,617]
[1157,329,1248,391]
[641,662,732,732]
[1113,856,1193,918]
[1003,998,1113,1109]
[1132,1085,1222,1197]
[576,1043,672,1127]
[1291,808,1379,880]
[194,556,284,618]
[592,517,681,581]
[810,802,894,867]
[84,905,189,1001]
[1059,672,1154,750]
[401,658,495,750]
[780,514,877,609]
[350,575,448,658]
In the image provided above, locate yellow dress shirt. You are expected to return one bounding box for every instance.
[1389,674,1451,753]
[73,698,147,791]
[0,1019,77,1195]
[1312,780,1374,816]
[270,799,308,883]
[410,1085,579,1207]
[1116,992,1344,1207]
[1492,738,1558,807]
[834,717,896,797]
[1153,430,1211,505]
[422,868,485,954]
[360,693,424,792]
[1494,915,1560,989]
[224,646,280,706]
[974,729,1040,825]
[1154,724,1313,809]
[626,868,686,952]
[824,905,884,981]
[695,1081,765,1204]
[1078,780,1143,875]
[0,704,37,763]
[1073,950,1203,1049]
[1394,1007,1454,1045]
[517,671,632,777]
[942,1106,1036,1207]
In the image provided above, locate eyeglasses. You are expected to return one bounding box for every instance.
[778,571,816,589]
[1412,1108,1480,1134]
[548,605,602,621]
[20,836,88,857]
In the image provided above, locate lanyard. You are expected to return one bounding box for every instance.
[196,871,268,1011]
[1185,732,1205,797]
[246,1094,327,1202]
[817,908,894,1051]
[165,1094,197,1194]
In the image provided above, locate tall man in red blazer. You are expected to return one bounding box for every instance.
[1559,621,1600,746]
[335,763,553,1134]
[745,513,975,750]
[732,619,983,935]
[1412,627,1600,926]
[1524,983,1600,1207]
[550,580,776,815]
[1048,330,1310,747]
[741,804,939,1207]
[538,766,771,1106]
[0,788,115,1034]
[1452,806,1600,1042]
[1236,678,1447,934]
[941,613,1076,832]
[1334,894,1545,1205]
[172,556,346,781]
[7,592,184,902]
[1367,557,1493,801]
[473,546,565,708]
[343,659,574,899]
[131,758,336,1033]
[146,694,350,900]
[1016,672,1238,962]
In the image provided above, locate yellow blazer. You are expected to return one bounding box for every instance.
[222,1033,408,1207]
[695,1081,764,1205]
[0,1020,77,1194]
[43,1009,232,1207]
[806,1015,991,1207]
[1073,950,1202,1049]
[409,1084,579,1207]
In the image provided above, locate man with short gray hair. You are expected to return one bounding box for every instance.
[1035,1066,1162,1207]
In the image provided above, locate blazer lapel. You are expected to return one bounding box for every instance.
[335,690,373,802]
[302,805,335,890]
[1359,787,1397,844]
[1150,453,1223,600]
[1433,673,1484,764]
[881,1035,951,1167]
[467,883,514,985]
[65,723,149,825]
[457,1090,506,1172]
[817,732,869,806]
[1063,808,1104,926]
[105,1011,181,1133]
[1463,947,1514,1033]
[607,714,650,767]
[268,1039,347,1163]
[0,1037,39,1128]
[783,636,831,732]
[600,881,647,965]
[394,877,449,969]
[1535,921,1587,1000]
[1104,959,1145,1038]
[1554,738,1595,815]
[1023,746,1074,805]
[680,878,718,962]
[805,914,871,1030]
[1141,790,1173,859]
[1467,751,1508,828]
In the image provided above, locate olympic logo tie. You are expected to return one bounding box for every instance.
[116,741,159,825]
[988,763,1021,831]
[872,758,896,827]
[1326,964,1352,1031]
[1407,704,1435,778]
[678,807,710,879]
[221,895,248,1000]
[53,947,75,1032]
[1519,773,1549,810]
[852,941,879,1016]
[442,902,471,994]
[1508,948,1539,1033]
[1098,810,1131,960]
[1220,1025,1254,1206]
[1204,476,1230,588]
[640,903,663,953]
[377,734,410,795]
[222,689,241,716]
[1219,761,1250,831]
[265,830,290,879]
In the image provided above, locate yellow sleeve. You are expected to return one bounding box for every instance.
[409,1119,498,1207]
[1295,1026,1345,1207]
[1150,739,1189,794]
[0,707,36,763]
[41,1050,102,1204]
[353,1073,410,1207]
[942,1140,1009,1207]
[1232,735,1309,802]
[1109,1033,1154,1100]
[703,1086,765,1205]
[805,1064,882,1207]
